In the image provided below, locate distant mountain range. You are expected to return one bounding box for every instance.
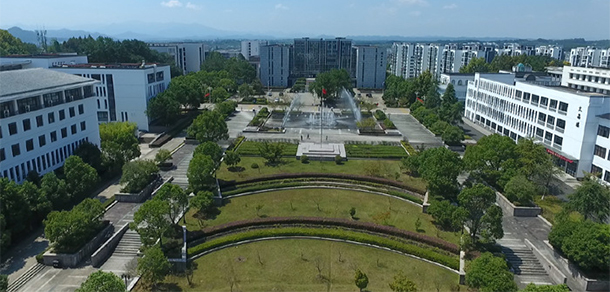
[4,23,609,45]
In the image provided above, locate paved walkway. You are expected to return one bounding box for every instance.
[389,114,444,148]
[4,136,186,292]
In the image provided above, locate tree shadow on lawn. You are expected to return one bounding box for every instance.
[154,283,183,292]
[228,166,246,172]
[193,207,221,221]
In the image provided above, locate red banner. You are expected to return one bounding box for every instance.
[416,97,424,104]
[546,148,573,163]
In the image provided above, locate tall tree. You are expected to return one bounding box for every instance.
[190,191,214,215]
[137,246,171,288]
[418,147,463,201]
[146,91,181,126]
[308,69,352,101]
[154,184,188,224]
[120,160,159,193]
[74,141,103,175]
[503,175,536,206]
[463,134,518,188]
[194,141,223,166]
[465,252,518,292]
[0,29,38,55]
[458,184,503,242]
[200,51,227,72]
[567,176,610,223]
[187,154,216,192]
[99,122,141,172]
[131,199,171,246]
[424,84,441,109]
[40,172,69,210]
[64,155,99,202]
[257,142,286,165]
[224,151,241,169]
[75,270,126,292]
[187,110,229,143]
[0,178,31,249]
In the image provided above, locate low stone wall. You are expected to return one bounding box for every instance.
[91,223,130,267]
[116,175,167,203]
[525,239,567,285]
[544,241,610,291]
[495,191,541,217]
[43,222,114,268]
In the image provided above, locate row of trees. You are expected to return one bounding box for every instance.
[308,69,352,102]
[147,53,261,125]
[0,155,98,253]
[0,29,38,56]
[409,82,464,145]
[459,54,564,73]
[383,71,437,108]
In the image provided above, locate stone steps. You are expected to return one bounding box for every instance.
[501,246,548,276]
[7,263,47,292]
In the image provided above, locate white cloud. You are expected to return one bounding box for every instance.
[275,3,289,10]
[393,0,428,6]
[186,2,201,10]
[443,3,457,9]
[161,0,182,7]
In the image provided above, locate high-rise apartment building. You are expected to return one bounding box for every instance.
[536,45,563,60]
[569,47,610,68]
[241,40,268,60]
[148,43,206,74]
[354,46,386,89]
[260,44,290,87]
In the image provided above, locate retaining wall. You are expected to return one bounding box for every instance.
[91,224,130,267]
[544,241,610,291]
[43,222,114,268]
[495,191,541,217]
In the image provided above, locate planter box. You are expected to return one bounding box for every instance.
[544,241,610,291]
[115,175,164,203]
[91,224,130,267]
[43,222,114,268]
[495,191,541,217]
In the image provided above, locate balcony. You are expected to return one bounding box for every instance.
[0,109,16,119]
[538,120,545,126]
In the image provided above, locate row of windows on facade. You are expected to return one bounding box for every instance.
[566,83,609,95]
[0,138,88,182]
[0,104,85,138]
[0,86,92,119]
[599,125,610,138]
[569,73,610,84]
[466,97,567,136]
[590,165,610,183]
[471,112,564,150]
[0,121,87,161]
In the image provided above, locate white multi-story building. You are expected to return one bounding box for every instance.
[569,47,610,68]
[561,66,610,95]
[439,73,475,101]
[260,44,290,87]
[496,43,535,56]
[464,70,610,182]
[241,40,268,60]
[536,45,563,60]
[148,43,206,74]
[0,68,101,183]
[0,53,88,70]
[354,46,386,89]
[52,63,171,132]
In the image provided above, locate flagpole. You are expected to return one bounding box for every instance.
[320,92,323,144]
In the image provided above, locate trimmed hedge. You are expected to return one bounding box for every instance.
[220,172,425,195]
[401,141,417,155]
[221,180,423,204]
[188,216,459,254]
[187,226,459,270]
[235,141,298,156]
[344,144,407,158]
[226,136,246,152]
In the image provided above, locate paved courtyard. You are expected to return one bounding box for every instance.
[389,114,444,148]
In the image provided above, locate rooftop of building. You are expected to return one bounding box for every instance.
[0,68,96,98]
[542,85,609,97]
[441,72,475,76]
[52,63,167,70]
[2,53,84,59]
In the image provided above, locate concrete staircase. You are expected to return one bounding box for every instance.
[7,263,47,292]
[501,246,547,276]
[112,230,141,257]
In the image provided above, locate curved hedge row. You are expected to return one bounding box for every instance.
[220,172,425,195]
[187,227,459,270]
[221,181,424,204]
[187,216,459,254]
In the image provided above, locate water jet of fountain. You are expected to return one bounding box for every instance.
[340,88,362,122]
[282,93,301,128]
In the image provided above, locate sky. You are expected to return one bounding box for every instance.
[0,0,609,39]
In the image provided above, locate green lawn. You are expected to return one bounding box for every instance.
[141,239,462,292]
[185,188,460,244]
[235,141,298,156]
[217,156,427,193]
[534,195,582,225]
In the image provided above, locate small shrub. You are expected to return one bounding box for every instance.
[350,207,356,218]
[251,163,259,169]
[300,155,309,164]
[383,118,396,129]
[335,155,343,164]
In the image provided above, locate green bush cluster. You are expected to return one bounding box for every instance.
[344,144,408,159]
[236,141,298,156]
[187,227,459,269]
[400,141,417,155]
[548,219,610,273]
